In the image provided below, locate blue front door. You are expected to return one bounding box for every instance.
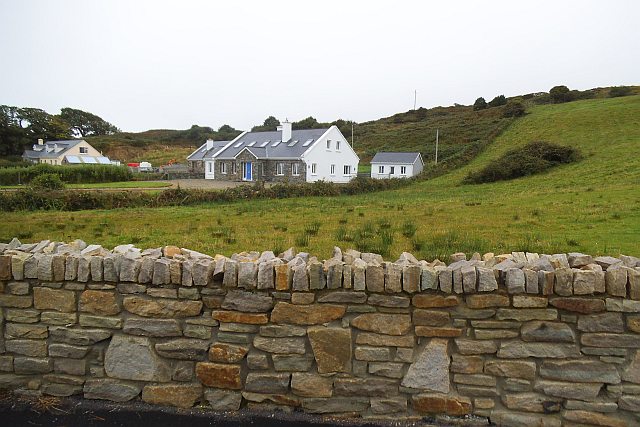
[243,162,252,181]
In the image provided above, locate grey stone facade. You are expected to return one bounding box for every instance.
[216,151,306,183]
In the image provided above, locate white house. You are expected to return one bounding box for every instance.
[205,121,359,183]
[370,152,424,179]
[22,139,118,166]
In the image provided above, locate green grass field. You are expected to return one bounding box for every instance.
[2,96,639,260]
[0,181,170,190]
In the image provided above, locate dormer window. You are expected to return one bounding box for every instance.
[79,147,88,154]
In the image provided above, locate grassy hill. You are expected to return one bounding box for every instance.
[3,95,639,260]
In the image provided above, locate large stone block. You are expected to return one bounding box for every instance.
[540,360,620,384]
[334,377,398,397]
[497,342,580,358]
[5,339,47,357]
[308,326,351,374]
[549,297,605,314]
[534,380,601,401]
[221,289,273,313]
[253,336,306,354]
[195,362,241,389]
[83,379,142,402]
[466,294,509,309]
[4,323,48,340]
[412,295,459,308]
[245,372,290,394]
[502,392,561,413]
[290,373,332,397]
[209,343,248,363]
[204,389,242,411]
[351,313,411,336]
[301,397,368,414]
[521,321,575,343]
[34,287,76,312]
[270,302,345,325]
[412,394,471,416]
[104,335,171,381]
[123,318,181,337]
[581,333,640,348]
[356,332,415,348]
[123,296,202,318]
[401,339,449,392]
[49,327,112,346]
[577,312,624,332]
[212,310,268,324]
[485,360,536,381]
[490,411,561,427]
[79,290,120,316]
[142,383,202,408]
[384,262,402,292]
[366,264,384,292]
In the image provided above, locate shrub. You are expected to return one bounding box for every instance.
[463,141,580,184]
[488,95,507,108]
[502,101,526,118]
[473,97,487,111]
[549,85,573,103]
[609,86,632,98]
[28,173,65,190]
[0,164,132,186]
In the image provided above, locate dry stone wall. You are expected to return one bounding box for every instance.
[1,238,640,426]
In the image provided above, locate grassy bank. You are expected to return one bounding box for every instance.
[2,96,639,260]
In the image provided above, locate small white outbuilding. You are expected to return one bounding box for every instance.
[370,152,424,179]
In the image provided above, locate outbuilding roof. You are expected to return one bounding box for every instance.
[370,152,422,164]
[187,140,230,161]
[214,128,329,160]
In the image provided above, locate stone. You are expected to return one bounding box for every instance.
[247,353,269,370]
[4,323,48,339]
[485,360,536,380]
[259,324,306,337]
[221,259,237,287]
[54,358,87,376]
[104,335,170,381]
[5,340,47,357]
[415,326,462,337]
[79,290,120,316]
[221,289,273,313]
[455,339,497,355]
[549,297,605,314]
[356,332,414,347]
[79,314,122,329]
[119,257,140,282]
[540,360,620,384]
[291,263,309,291]
[49,327,111,345]
[474,267,497,292]
[475,329,519,339]
[534,380,601,401]
[14,357,53,374]
[466,294,509,309]
[302,397,368,414]
[209,343,248,363]
[369,362,404,379]
[420,266,438,290]
[437,267,453,293]
[606,267,628,297]
[351,313,411,335]
[142,383,202,408]
[568,252,593,268]
[121,318,181,337]
[562,410,626,427]
[48,344,90,359]
[412,295,460,308]
[308,326,352,374]
[195,362,241,389]
[472,320,521,329]
[355,346,391,361]
[291,292,314,304]
[496,308,558,321]
[521,321,575,343]
[401,339,449,392]
[384,262,402,292]
[451,306,495,319]
[317,291,366,304]
[573,269,597,295]
[412,394,471,416]
[272,355,314,372]
[565,400,618,413]
[578,312,624,332]
[502,392,562,413]
[413,309,450,327]
[506,268,526,294]
[334,377,398,397]
[89,256,103,282]
[367,294,410,308]
[123,296,202,318]
[204,389,242,411]
[270,302,345,325]
[451,355,483,374]
[582,333,640,348]
[253,336,306,354]
[184,324,211,339]
[352,259,366,290]
[325,260,343,290]
[308,261,325,290]
[497,342,580,358]
[33,287,75,312]
[212,310,268,324]
[401,264,420,293]
[490,411,561,427]
[461,265,477,293]
[257,261,276,290]
[606,298,640,312]
[245,372,290,394]
[366,264,384,292]
[237,261,258,289]
[41,383,83,397]
[622,350,640,383]
[513,296,548,308]
[151,339,208,361]
[7,282,29,295]
[619,395,640,411]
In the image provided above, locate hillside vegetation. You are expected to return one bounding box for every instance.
[2,95,639,259]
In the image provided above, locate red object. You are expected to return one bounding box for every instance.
[127,163,140,167]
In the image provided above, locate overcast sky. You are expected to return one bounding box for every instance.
[1,0,638,132]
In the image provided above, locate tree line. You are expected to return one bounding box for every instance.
[0,106,119,157]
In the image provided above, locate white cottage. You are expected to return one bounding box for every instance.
[206,121,359,183]
[370,152,424,179]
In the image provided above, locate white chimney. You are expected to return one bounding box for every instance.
[279,120,292,142]
[38,138,44,145]
[206,139,214,150]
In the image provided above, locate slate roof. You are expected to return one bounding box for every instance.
[370,152,422,164]
[187,140,230,161]
[214,128,329,160]
[23,140,84,160]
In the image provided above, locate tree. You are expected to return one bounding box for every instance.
[59,107,119,137]
[473,97,487,111]
[293,116,320,130]
[549,85,572,103]
[502,101,526,118]
[263,116,280,130]
[488,95,507,108]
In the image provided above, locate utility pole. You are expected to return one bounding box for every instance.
[351,122,354,149]
[435,129,439,164]
[413,90,417,110]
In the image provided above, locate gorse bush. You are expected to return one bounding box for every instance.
[28,173,65,190]
[463,141,580,184]
[0,164,132,185]
[609,86,632,98]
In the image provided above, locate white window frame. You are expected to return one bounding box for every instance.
[326,140,331,150]
[79,147,88,154]
[378,165,384,174]
[231,162,237,174]
[336,141,341,151]
[276,162,285,175]
[221,162,227,174]
[207,162,212,173]
[390,166,395,175]
[343,165,351,175]
[311,163,317,175]
[330,164,335,175]
[400,166,407,175]
[292,163,300,176]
